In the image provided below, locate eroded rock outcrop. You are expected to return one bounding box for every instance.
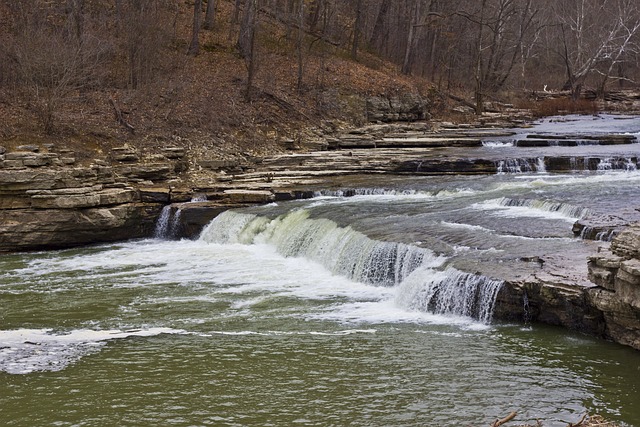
[587,225,640,349]
[0,145,187,252]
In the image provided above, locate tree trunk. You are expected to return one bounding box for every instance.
[245,24,257,100]
[474,0,487,115]
[370,0,390,51]
[237,0,256,59]
[297,0,305,92]
[233,0,242,23]
[351,0,362,60]
[402,0,421,75]
[203,0,217,30]
[187,0,202,56]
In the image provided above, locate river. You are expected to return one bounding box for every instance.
[2,115,640,426]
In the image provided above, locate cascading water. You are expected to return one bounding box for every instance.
[597,157,638,171]
[489,197,590,220]
[395,268,503,323]
[200,209,504,322]
[154,195,208,240]
[496,158,546,174]
[522,291,532,327]
[154,205,173,239]
[154,206,183,239]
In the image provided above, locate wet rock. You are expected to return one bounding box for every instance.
[0,204,162,252]
[169,188,195,203]
[169,202,242,239]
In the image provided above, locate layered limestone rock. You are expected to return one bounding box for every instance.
[586,225,640,350]
[0,144,188,252]
[366,94,430,122]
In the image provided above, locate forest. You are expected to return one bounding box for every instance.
[1,0,640,143]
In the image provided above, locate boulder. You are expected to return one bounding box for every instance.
[140,187,171,203]
[0,203,162,252]
[169,202,241,238]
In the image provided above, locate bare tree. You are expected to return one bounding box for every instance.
[550,0,640,99]
[238,0,259,98]
[203,0,217,30]
[5,0,108,133]
[351,0,362,60]
[187,0,202,55]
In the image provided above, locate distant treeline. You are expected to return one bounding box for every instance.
[1,0,639,132]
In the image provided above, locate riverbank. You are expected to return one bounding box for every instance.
[2,112,640,352]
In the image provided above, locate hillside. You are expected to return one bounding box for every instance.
[0,0,435,166]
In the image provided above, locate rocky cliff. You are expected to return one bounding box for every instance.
[0,144,185,251]
[586,226,640,349]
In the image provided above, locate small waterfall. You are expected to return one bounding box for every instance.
[625,158,638,171]
[579,226,617,242]
[314,188,420,197]
[200,210,503,322]
[597,158,613,171]
[191,194,208,202]
[489,197,591,219]
[522,291,532,327]
[154,206,184,240]
[201,210,443,286]
[496,158,545,174]
[154,206,172,239]
[154,195,208,240]
[597,157,638,171]
[396,268,503,324]
[595,229,617,241]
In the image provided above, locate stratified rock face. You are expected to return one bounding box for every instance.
[0,204,161,251]
[587,224,640,350]
[0,145,184,252]
[366,94,430,122]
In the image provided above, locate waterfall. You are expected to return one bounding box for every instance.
[396,268,503,324]
[154,206,183,240]
[313,188,421,197]
[522,291,531,327]
[200,210,503,322]
[154,195,207,240]
[496,158,545,174]
[579,226,617,242]
[201,210,443,286]
[492,197,590,219]
[154,206,172,239]
[597,157,638,171]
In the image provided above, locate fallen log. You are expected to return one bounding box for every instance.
[491,411,517,427]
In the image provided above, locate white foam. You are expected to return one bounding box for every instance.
[0,327,185,374]
[472,199,585,222]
